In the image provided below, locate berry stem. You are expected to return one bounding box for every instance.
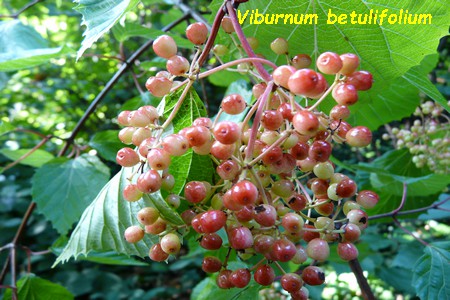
[161,80,195,131]
[245,81,274,163]
[348,258,376,300]
[307,74,340,111]
[274,261,287,275]
[225,1,272,82]
[198,57,278,79]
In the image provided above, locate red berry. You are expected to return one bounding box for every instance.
[346,71,373,91]
[316,52,343,75]
[137,170,162,193]
[199,210,227,233]
[153,35,177,59]
[291,54,312,69]
[309,140,332,162]
[123,184,143,202]
[124,226,144,243]
[332,83,358,106]
[346,126,372,147]
[292,110,319,136]
[228,226,253,250]
[356,190,379,209]
[301,266,325,285]
[184,181,208,203]
[261,110,284,130]
[184,125,210,147]
[272,238,297,262]
[166,55,190,76]
[254,264,275,286]
[330,105,350,120]
[281,273,303,293]
[306,238,329,261]
[216,160,241,180]
[288,69,320,97]
[213,121,241,145]
[217,269,234,289]
[229,269,251,288]
[336,178,357,198]
[145,76,172,97]
[116,147,140,167]
[339,53,360,75]
[273,65,296,89]
[337,242,359,261]
[200,233,223,250]
[231,180,258,206]
[137,207,159,225]
[202,256,222,273]
[254,204,277,227]
[160,233,181,254]
[222,94,246,115]
[147,148,171,170]
[149,243,169,261]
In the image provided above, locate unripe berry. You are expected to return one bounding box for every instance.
[147,148,171,170]
[282,213,304,233]
[339,53,360,75]
[216,160,241,180]
[347,209,368,230]
[271,37,289,55]
[137,207,159,225]
[291,54,311,69]
[306,238,329,261]
[117,111,131,126]
[186,22,208,45]
[118,127,135,144]
[160,233,181,254]
[136,170,162,193]
[313,161,334,179]
[145,217,167,234]
[273,65,296,89]
[356,190,379,209]
[210,141,235,160]
[221,16,234,33]
[330,104,351,120]
[123,184,143,202]
[124,225,144,243]
[153,35,177,59]
[116,147,140,167]
[162,134,189,156]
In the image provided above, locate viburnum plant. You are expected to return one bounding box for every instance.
[115,3,379,298]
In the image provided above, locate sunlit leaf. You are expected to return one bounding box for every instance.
[3,274,74,300]
[0,148,54,168]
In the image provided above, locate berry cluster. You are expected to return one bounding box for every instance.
[383,100,450,174]
[114,16,380,298]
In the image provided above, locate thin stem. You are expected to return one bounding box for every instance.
[226,1,272,82]
[368,183,408,220]
[198,57,278,79]
[348,259,375,300]
[2,135,52,173]
[0,0,44,18]
[393,217,429,247]
[160,80,194,130]
[307,74,339,111]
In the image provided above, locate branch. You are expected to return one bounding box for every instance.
[348,259,376,300]
[0,0,44,19]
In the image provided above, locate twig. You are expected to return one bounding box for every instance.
[348,259,375,300]
[0,0,44,19]
[393,217,429,247]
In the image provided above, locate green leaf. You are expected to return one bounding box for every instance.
[32,155,110,235]
[111,22,192,48]
[143,193,184,226]
[161,87,215,196]
[412,242,450,299]
[53,167,159,266]
[3,274,74,300]
[89,130,123,162]
[211,0,449,126]
[0,20,72,71]
[74,0,140,60]
[0,148,54,168]
[191,277,262,300]
[0,120,14,136]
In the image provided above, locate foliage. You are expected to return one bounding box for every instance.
[0,0,449,299]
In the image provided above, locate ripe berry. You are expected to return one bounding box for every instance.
[288,194,307,211]
[336,178,357,198]
[210,141,235,160]
[254,204,277,227]
[162,134,189,156]
[330,105,350,120]
[184,181,208,203]
[186,22,208,45]
[217,269,234,289]
[128,110,151,127]
[145,76,172,97]
[229,268,251,288]
[137,207,159,225]
[282,213,304,233]
[184,125,210,147]
[288,69,320,97]
[216,160,241,180]
[166,55,190,76]
[346,126,372,147]
[221,94,246,115]
[281,273,303,293]
[306,238,330,261]
[291,245,308,264]
[337,242,359,261]
[332,83,358,106]
[254,264,275,286]
[273,65,296,89]
[117,111,131,126]
[356,190,379,209]
[302,224,320,242]
[231,180,258,206]
[301,266,325,285]
[293,110,319,136]
[199,210,227,233]
[341,223,361,242]
[213,121,241,144]
[346,70,373,90]
[149,243,169,261]
[160,233,181,254]
[200,233,223,250]
[116,147,140,167]
[309,140,332,162]
[137,170,162,193]
[261,110,284,130]
[316,52,343,75]
[153,35,177,59]
[228,226,253,250]
[124,226,144,243]
[202,256,222,273]
[272,238,297,262]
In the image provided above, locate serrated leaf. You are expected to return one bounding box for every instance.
[53,167,158,266]
[0,120,14,136]
[3,274,74,300]
[191,277,262,300]
[74,0,140,60]
[0,20,72,71]
[210,0,449,126]
[143,193,184,226]
[111,22,192,48]
[0,148,54,168]
[89,130,123,162]
[32,155,110,235]
[161,87,215,196]
[412,242,450,300]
